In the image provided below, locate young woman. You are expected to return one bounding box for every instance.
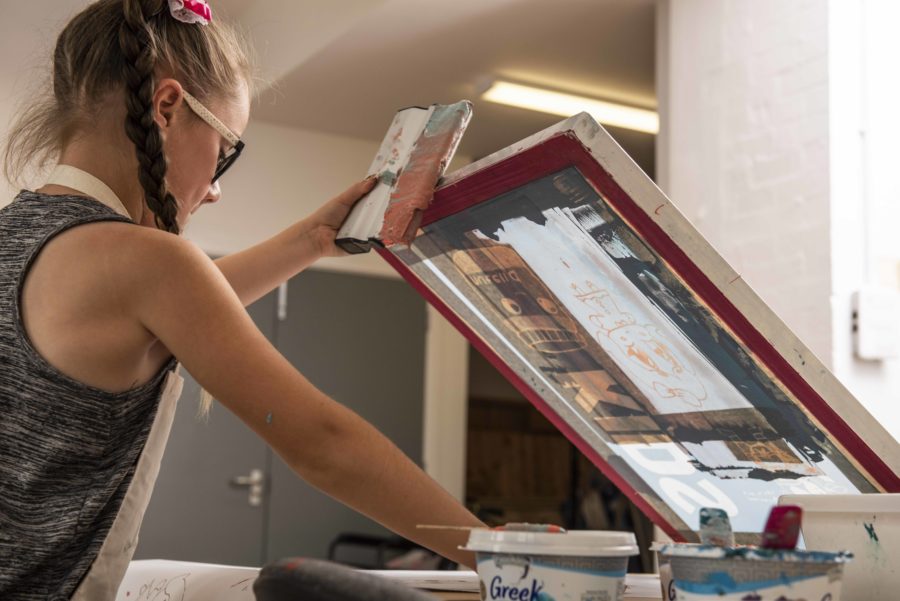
[0,1,483,598]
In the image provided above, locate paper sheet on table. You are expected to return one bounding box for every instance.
[623,573,664,600]
[116,560,259,601]
[115,560,480,600]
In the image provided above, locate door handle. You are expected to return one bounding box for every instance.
[230,468,266,507]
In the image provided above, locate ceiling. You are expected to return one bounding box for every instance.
[219,0,657,169]
[1,0,657,171]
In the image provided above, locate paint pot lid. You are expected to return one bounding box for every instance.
[654,543,852,564]
[463,529,639,557]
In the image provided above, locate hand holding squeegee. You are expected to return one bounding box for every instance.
[336,101,473,253]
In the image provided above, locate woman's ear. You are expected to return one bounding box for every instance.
[152,78,186,131]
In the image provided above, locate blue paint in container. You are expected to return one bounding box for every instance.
[655,543,852,601]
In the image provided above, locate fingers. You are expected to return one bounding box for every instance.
[312,175,380,237]
[335,175,378,207]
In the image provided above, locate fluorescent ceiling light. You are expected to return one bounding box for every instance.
[482,80,659,134]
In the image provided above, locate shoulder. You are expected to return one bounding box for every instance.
[49,220,224,311]
[111,223,212,273]
[17,219,223,390]
[53,219,209,273]
[96,223,225,302]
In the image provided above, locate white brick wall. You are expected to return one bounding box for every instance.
[657,0,833,363]
[658,0,899,442]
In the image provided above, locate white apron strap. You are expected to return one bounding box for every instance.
[71,367,184,601]
[45,164,133,220]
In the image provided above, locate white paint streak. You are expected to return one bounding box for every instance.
[496,209,752,415]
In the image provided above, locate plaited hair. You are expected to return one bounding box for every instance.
[118,1,178,232]
[3,0,255,234]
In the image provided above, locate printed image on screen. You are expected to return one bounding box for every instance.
[393,166,876,540]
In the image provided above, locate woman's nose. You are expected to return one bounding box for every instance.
[205,180,222,204]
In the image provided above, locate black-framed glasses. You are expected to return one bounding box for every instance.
[214,139,244,183]
[182,89,245,182]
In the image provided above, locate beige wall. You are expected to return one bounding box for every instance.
[1,97,19,205]
[183,118,395,278]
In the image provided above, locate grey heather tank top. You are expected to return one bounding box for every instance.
[0,190,179,599]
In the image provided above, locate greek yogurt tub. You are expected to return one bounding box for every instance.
[654,543,852,601]
[463,529,639,601]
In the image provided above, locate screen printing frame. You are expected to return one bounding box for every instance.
[375,113,899,542]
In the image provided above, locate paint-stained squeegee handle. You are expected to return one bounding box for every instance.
[335,100,473,254]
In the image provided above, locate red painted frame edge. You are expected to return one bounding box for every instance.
[375,246,686,541]
[420,132,899,493]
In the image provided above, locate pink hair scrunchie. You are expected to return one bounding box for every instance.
[168,0,212,25]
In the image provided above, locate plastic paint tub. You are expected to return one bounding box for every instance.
[463,529,639,601]
[655,543,852,601]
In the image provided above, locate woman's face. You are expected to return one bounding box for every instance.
[162,82,251,230]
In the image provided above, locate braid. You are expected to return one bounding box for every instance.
[118,0,180,234]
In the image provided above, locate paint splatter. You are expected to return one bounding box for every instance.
[378,169,398,187]
[266,411,273,425]
[381,101,472,246]
[699,507,734,546]
[864,522,879,543]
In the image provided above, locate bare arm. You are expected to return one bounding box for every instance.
[126,232,483,566]
[214,177,376,306]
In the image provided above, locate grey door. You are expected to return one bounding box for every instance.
[134,269,426,565]
[134,291,277,565]
[265,269,426,560]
